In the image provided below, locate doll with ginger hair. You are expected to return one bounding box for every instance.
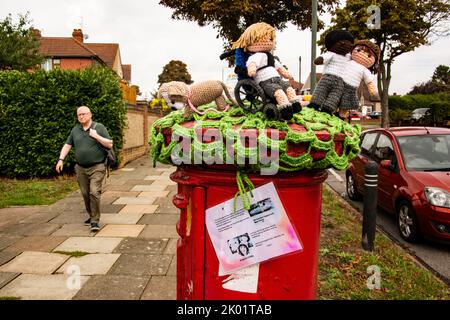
[232,22,301,121]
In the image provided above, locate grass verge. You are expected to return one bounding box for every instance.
[318,186,449,299]
[0,176,78,209]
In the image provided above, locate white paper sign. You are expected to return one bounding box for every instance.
[220,264,259,293]
[206,182,303,274]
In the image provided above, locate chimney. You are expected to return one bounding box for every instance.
[32,28,41,38]
[72,29,83,43]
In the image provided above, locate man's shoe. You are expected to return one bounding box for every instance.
[84,218,91,226]
[90,223,100,232]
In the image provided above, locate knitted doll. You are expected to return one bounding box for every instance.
[232,22,301,121]
[338,40,380,113]
[309,29,354,114]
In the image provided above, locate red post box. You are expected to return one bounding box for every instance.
[171,166,328,300]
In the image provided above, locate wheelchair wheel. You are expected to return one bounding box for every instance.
[234,79,266,113]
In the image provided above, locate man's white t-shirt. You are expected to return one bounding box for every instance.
[246,52,282,84]
[321,52,351,77]
[341,60,375,88]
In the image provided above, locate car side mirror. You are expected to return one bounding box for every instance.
[380,159,394,171]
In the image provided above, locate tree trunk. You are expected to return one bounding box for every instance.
[378,56,392,128]
[381,84,390,128]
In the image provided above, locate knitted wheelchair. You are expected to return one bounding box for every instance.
[220,49,280,118]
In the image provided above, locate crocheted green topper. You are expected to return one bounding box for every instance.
[150,105,361,173]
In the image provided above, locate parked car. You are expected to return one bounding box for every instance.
[349,111,370,121]
[346,127,450,243]
[368,111,383,119]
[410,108,432,123]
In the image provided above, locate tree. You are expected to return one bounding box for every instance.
[408,65,450,94]
[159,0,339,46]
[321,0,450,128]
[157,60,193,86]
[0,13,43,71]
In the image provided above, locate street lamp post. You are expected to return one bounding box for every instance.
[311,0,318,93]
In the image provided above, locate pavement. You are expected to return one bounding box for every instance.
[0,155,178,300]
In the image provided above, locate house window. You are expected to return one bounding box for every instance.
[41,59,52,71]
[52,59,61,69]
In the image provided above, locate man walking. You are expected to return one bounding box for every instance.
[56,106,113,232]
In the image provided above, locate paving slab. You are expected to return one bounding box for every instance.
[103,185,134,192]
[0,235,23,251]
[102,191,140,198]
[113,197,155,205]
[142,175,171,181]
[51,224,95,237]
[0,251,20,267]
[164,238,178,255]
[73,275,149,300]
[18,211,61,224]
[0,274,90,300]
[0,206,43,229]
[56,253,121,275]
[49,212,87,224]
[147,180,177,186]
[3,236,67,253]
[141,276,176,300]
[139,225,179,239]
[138,214,179,226]
[155,204,179,214]
[99,196,119,205]
[101,204,126,213]
[131,184,167,192]
[0,272,20,290]
[166,185,177,192]
[119,204,158,214]
[108,254,172,276]
[0,251,69,274]
[99,213,144,225]
[113,238,169,254]
[138,191,170,198]
[123,180,158,186]
[95,225,145,238]
[53,237,123,254]
[167,256,176,276]
[0,223,62,236]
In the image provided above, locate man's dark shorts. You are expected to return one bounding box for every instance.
[259,77,291,98]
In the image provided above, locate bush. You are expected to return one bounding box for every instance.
[429,101,450,125]
[389,93,450,112]
[0,67,127,177]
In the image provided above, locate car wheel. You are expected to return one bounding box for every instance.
[346,172,362,201]
[397,201,420,243]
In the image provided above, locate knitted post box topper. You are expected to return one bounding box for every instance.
[232,22,301,121]
[309,29,355,116]
[157,80,238,118]
[338,40,381,112]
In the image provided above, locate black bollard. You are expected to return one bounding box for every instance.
[362,161,379,251]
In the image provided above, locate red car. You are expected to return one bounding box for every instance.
[346,127,450,243]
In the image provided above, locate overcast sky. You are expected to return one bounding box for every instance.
[2,0,449,98]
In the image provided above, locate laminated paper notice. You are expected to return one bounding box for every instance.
[206,182,303,274]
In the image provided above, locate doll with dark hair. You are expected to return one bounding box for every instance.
[338,40,380,112]
[309,29,354,115]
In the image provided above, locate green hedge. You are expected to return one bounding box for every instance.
[388,93,450,125]
[0,67,127,177]
[389,93,450,112]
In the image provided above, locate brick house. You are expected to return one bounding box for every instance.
[35,28,131,84]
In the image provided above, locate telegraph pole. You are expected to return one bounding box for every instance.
[311,0,318,93]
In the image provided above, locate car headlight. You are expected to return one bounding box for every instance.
[424,187,450,208]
